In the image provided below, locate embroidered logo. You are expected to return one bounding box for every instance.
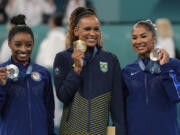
[54,67,60,76]
[31,72,41,81]
[100,61,108,73]
[130,71,139,76]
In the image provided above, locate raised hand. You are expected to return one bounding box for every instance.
[0,67,8,85]
[157,49,170,65]
[72,49,84,75]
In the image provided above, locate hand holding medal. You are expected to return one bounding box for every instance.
[0,64,19,85]
[6,64,19,79]
[0,67,8,85]
[150,48,160,61]
[72,40,87,75]
[73,40,87,52]
[150,48,169,65]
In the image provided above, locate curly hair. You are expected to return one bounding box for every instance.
[65,7,103,49]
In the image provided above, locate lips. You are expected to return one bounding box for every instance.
[135,45,146,50]
[87,38,96,42]
[18,54,28,57]
[16,52,31,58]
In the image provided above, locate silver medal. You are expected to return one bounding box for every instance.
[150,49,159,61]
[6,64,19,79]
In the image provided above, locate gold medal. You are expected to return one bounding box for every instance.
[6,64,19,79]
[150,49,159,61]
[73,40,87,52]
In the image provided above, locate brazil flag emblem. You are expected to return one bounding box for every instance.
[100,61,108,73]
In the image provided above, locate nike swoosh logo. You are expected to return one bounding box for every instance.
[130,71,140,76]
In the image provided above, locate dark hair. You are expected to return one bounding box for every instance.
[133,19,157,37]
[8,14,34,42]
[66,7,103,49]
[51,13,63,27]
[10,14,26,25]
[73,8,96,27]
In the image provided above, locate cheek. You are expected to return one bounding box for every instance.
[148,40,154,48]
[97,33,101,38]
[78,32,86,39]
[131,40,136,47]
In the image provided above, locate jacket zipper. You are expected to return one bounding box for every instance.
[145,73,149,104]
[87,66,91,133]
[66,102,72,121]
[27,80,33,135]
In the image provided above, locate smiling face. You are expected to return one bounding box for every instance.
[131,25,156,58]
[8,32,34,62]
[74,16,101,47]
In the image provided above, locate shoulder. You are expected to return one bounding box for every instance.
[168,58,180,69]
[122,60,138,73]
[100,50,119,61]
[53,49,73,68]
[169,58,180,63]
[32,63,50,77]
[0,61,11,67]
[55,49,71,61]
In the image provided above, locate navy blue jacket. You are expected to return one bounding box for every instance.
[0,59,56,135]
[122,58,180,135]
[53,46,127,135]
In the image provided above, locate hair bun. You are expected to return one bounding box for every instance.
[10,14,26,26]
[145,19,157,31]
[74,7,87,17]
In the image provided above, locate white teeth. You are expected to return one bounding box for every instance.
[136,45,145,49]
[19,54,27,57]
[137,46,144,49]
[88,38,96,41]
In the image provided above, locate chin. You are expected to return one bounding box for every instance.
[87,44,96,47]
[135,49,146,54]
[17,58,29,62]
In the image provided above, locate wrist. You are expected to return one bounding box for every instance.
[74,67,81,75]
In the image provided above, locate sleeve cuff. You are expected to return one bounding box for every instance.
[113,122,128,135]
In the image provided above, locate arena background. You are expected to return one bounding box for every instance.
[0,0,180,132]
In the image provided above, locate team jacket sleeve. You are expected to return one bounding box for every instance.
[53,53,82,104]
[44,72,56,135]
[160,58,180,103]
[110,56,127,135]
[0,84,8,113]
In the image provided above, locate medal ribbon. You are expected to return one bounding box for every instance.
[11,64,33,81]
[138,58,161,74]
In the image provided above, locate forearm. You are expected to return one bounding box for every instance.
[160,61,180,102]
[55,69,82,104]
[0,86,8,112]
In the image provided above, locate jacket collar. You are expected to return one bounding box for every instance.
[7,57,33,74]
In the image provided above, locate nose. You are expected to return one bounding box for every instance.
[135,37,142,44]
[90,30,95,36]
[20,45,26,52]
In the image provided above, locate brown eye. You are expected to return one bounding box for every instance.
[132,36,137,40]
[15,42,21,47]
[94,27,100,31]
[26,43,33,48]
[84,27,91,31]
[141,34,147,38]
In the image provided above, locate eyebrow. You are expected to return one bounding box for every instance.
[12,40,33,42]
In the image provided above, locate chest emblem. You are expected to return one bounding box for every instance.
[100,61,108,73]
[31,72,41,81]
[130,71,140,76]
